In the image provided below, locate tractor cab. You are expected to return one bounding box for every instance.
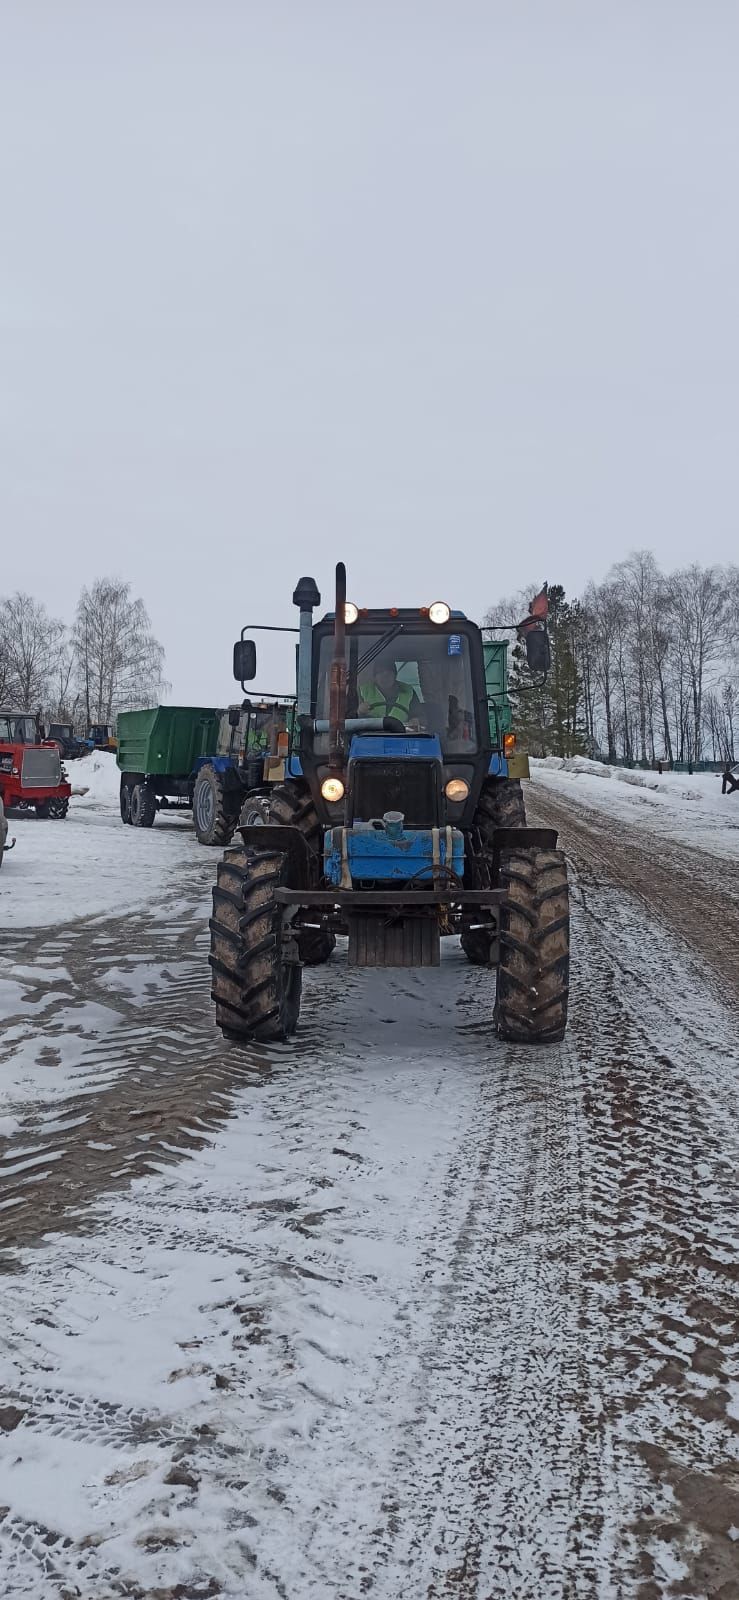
[0,710,39,746]
[305,606,491,833]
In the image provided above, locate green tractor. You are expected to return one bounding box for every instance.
[209,565,570,1045]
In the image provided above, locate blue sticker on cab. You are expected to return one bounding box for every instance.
[448,634,462,656]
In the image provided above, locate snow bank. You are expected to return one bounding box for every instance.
[534,755,706,802]
[531,757,739,862]
[69,750,121,809]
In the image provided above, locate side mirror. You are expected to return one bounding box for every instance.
[521,622,551,675]
[233,638,257,683]
[228,705,241,728]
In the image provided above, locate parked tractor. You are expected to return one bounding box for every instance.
[47,722,87,761]
[0,709,72,819]
[209,566,570,1045]
[117,702,294,842]
[86,723,117,751]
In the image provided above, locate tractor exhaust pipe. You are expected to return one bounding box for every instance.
[329,562,347,772]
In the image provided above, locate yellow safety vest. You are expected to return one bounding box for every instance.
[359,680,414,723]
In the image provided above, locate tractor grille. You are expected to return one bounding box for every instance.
[350,760,439,827]
[21,747,62,789]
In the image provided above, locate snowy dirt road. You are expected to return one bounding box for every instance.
[1,779,738,1600]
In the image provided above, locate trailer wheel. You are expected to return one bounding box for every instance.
[266,782,334,963]
[119,783,132,824]
[130,783,157,828]
[461,778,526,965]
[193,765,239,847]
[495,847,570,1044]
[209,846,302,1042]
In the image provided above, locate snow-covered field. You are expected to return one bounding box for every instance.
[0,752,201,930]
[0,764,738,1598]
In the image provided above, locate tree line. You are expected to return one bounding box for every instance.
[486,553,739,765]
[0,578,167,729]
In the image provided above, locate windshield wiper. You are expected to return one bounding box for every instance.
[355,623,405,677]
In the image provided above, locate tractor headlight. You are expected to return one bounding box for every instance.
[321,776,345,803]
[445,777,469,802]
[429,601,451,625]
[344,602,359,625]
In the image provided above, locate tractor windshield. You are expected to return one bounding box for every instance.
[0,715,37,744]
[314,629,479,754]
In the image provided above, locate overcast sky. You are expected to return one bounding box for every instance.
[2,2,737,702]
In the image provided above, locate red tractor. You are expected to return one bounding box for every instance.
[0,709,72,819]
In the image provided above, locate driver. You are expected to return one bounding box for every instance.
[358,661,421,726]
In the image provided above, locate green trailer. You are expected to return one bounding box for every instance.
[117,706,220,827]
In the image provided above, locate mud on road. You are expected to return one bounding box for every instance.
[0,800,738,1599]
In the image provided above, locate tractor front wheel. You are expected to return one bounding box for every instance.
[47,798,69,819]
[239,794,271,827]
[209,846,302,1042]
[495,846,570,1044]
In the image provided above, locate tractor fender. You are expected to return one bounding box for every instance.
[236,822,313,885]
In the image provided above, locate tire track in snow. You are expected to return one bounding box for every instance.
[0,876,356,1254]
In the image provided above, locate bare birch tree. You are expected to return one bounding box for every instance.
[0,592,66,711]
[72,579,167,724]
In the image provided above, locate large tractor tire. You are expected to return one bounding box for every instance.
[193,765,239,847]
[265,782,335,965]
[495,846,570,1044]
[461,778,526,965]
[209,846,302,1042]
[130,782,157,828]
[47,797,69,819]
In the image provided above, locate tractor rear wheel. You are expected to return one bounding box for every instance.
[266,782,335,965]
[461,778,526,964]
[47,798,69,819]
[495,846,570,1044]
[209,846,302,1042]
[193,765,239,847]
[130,783,157,828]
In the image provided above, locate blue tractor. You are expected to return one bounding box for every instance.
[209,565,570,1045]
